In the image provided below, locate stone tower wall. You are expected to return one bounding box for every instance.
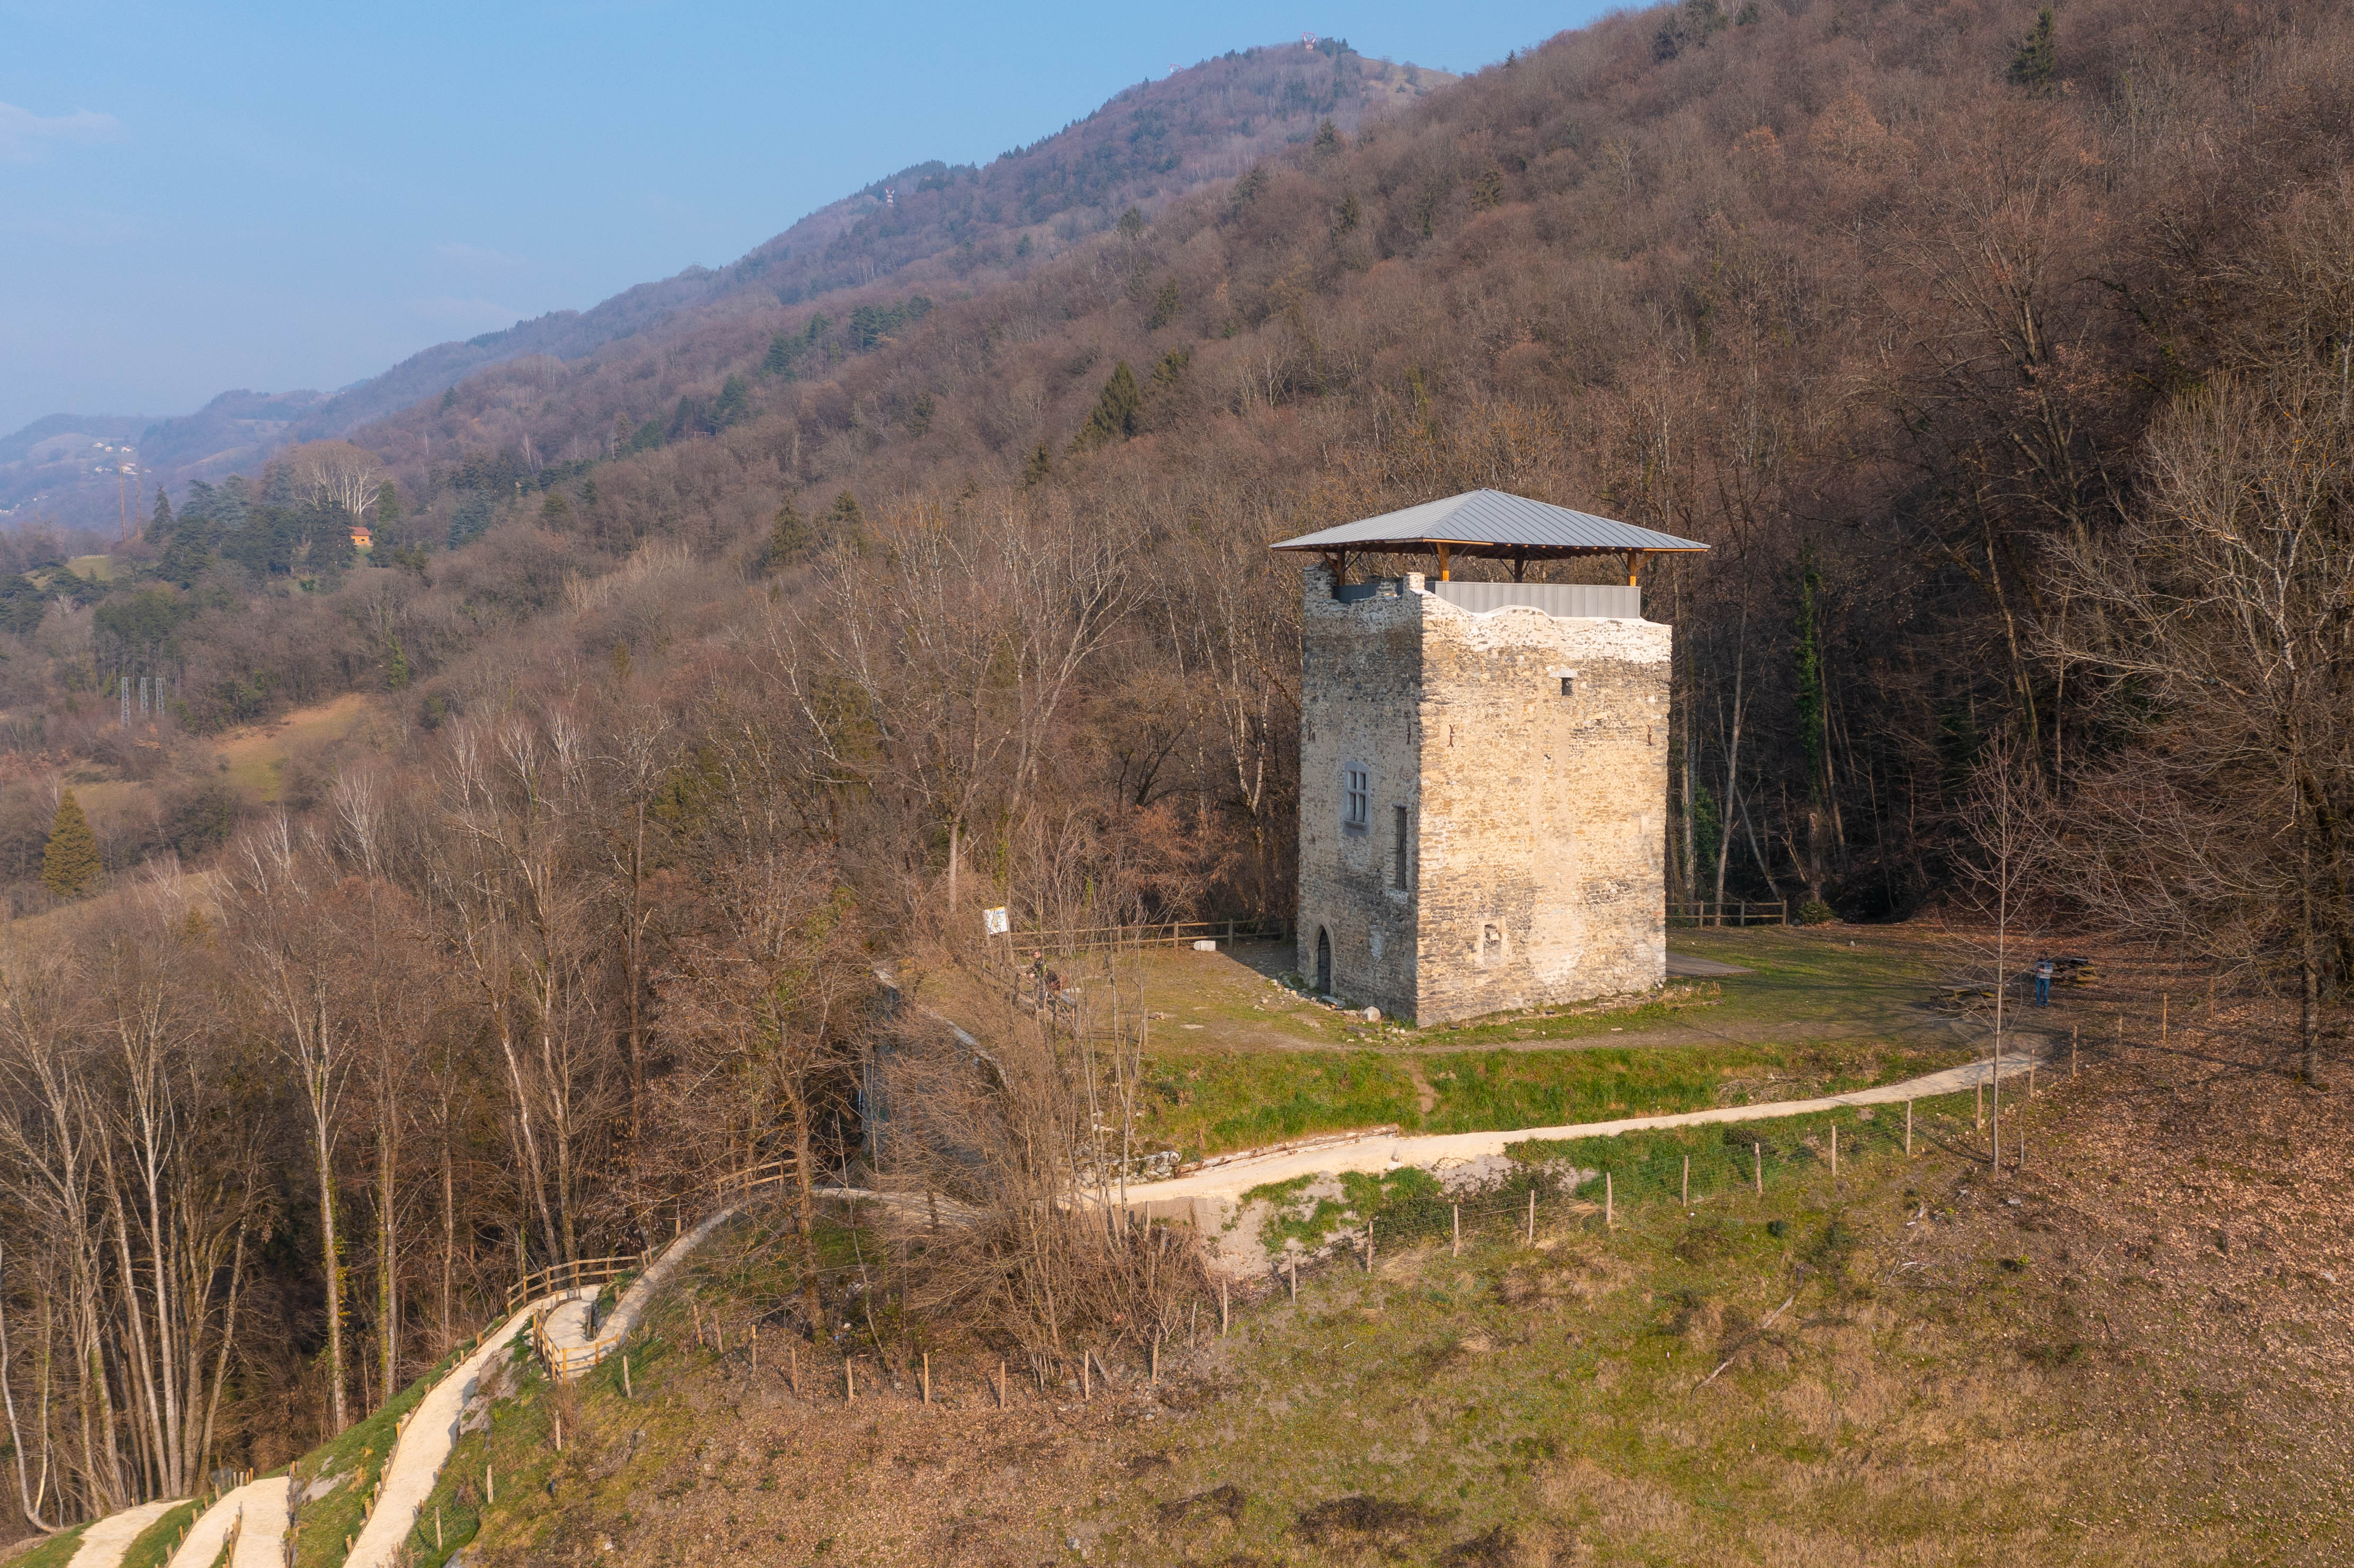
[1296,564,1425,1017]
[1295,564,1671,1024]
[1413,593,1670,1021]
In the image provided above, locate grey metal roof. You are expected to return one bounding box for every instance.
[1270,489,1709,557]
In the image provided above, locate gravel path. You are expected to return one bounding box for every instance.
[65,1499,181,1568]
[347,1205,741,1565]
[344,1296,559,1568]
[163,1477,287,1568]
[1127,1039,2054,1207]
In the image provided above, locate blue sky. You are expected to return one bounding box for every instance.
[0,2,1609,434]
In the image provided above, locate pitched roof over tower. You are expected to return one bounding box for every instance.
[1272,489,1709,582]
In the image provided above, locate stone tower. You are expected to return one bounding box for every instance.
[1274,491,1707,1026]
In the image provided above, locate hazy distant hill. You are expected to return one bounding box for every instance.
[4,40,1446,527]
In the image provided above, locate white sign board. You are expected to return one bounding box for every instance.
[982,906,1011,936]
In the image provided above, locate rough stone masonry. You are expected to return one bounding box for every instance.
[1296,563,1670,1024]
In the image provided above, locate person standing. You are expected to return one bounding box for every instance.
[2034,957,2054,1007]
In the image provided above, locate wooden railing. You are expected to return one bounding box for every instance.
[1667,900,1787,927]
[1000,918,1284,953]
[514,1154,799,1377]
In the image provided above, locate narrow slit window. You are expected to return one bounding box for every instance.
[1343,764,1370,832]
[1391,804,1409,888]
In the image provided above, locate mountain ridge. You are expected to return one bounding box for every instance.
[3,40,1450,528]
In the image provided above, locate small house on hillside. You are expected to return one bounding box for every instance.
[348,523,373,550]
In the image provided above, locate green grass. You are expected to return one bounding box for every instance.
[1076,1109,2152,1565]
[1143,1050,1419,1152]
[119,1499,203,1568]
[289,1345,466,1568]
[6,1523,89,1568]
[1136,1038,1972,1161]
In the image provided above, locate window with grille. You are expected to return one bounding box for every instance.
[1342,763,1370,833]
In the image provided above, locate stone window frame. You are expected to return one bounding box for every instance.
[1341,761,1371,834]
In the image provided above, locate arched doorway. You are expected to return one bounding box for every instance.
[1315,927,1332,994]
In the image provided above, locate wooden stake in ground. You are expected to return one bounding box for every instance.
[921,1351,930,1404]
[847,1358,856,1402]
[1605,1172,1614,1229]
[2162,993,2169,1048]
[486,1464,495,1504]
[2072,1024,2080,1077]
[622,1355,631,1399]
[1452,1204,1461,1256]
[1753,1142,1762,1195]
[1681,1155,1690,1208]
[1151,1337,1160,1384]
[1905,1098,1913,1156]
[1526,1188,1535,1244]
[998,1359,1007,1409]
[2028,1060,2036,1100]
[1220,1279,1229,1335]
[1082,1353,1091,1400]
[436,1508,443,1550]
[1830,1126,1838,1179]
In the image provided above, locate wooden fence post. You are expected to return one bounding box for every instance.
[1220,1280,1229,1336]
[1526,1188,1535,1244]
[998,1359,1007,1409]
[1905,1099,1913,1157]
[622,1355,631,1400]
[1365,1219,1375,1272]
[1753,1142,1762,1195]
[1452,1204,1461,1256]
[1605,1172,1613,1229]
[847,1358,856,1401]
[921,1351,930,1405]
[1082,1352,1091,1400]
[1681,1156,1690,1209]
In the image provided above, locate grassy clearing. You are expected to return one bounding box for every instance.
[213,692,380,800]
[118,1499,203,1568]
[449,1072,2329,1566]
[1134,1039,1972,1160]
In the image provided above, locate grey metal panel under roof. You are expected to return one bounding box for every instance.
[1270,489,1709,556]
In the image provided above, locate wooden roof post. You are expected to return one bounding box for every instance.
[1624,550,1642,587]
[1511,550,1526,583]
[1436,542,1452,581]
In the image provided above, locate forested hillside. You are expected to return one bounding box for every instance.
[4,0,2353,1543]
[3,41,1444,528]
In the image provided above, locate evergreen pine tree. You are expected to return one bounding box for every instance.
[2008,9,2056,91]
[822,491,868,555]
[1072,362,1143,450]
[1313,118,1341,154]
[1022,445,1053,486]
[764,501,810,570]
[1116,206,1146,240]
[146,488,174,546]
[42,791,101,898]
[1146,278,1183,330]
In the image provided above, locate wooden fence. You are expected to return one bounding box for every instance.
[1000,918,1284,953]
[1667,900,1788,927]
